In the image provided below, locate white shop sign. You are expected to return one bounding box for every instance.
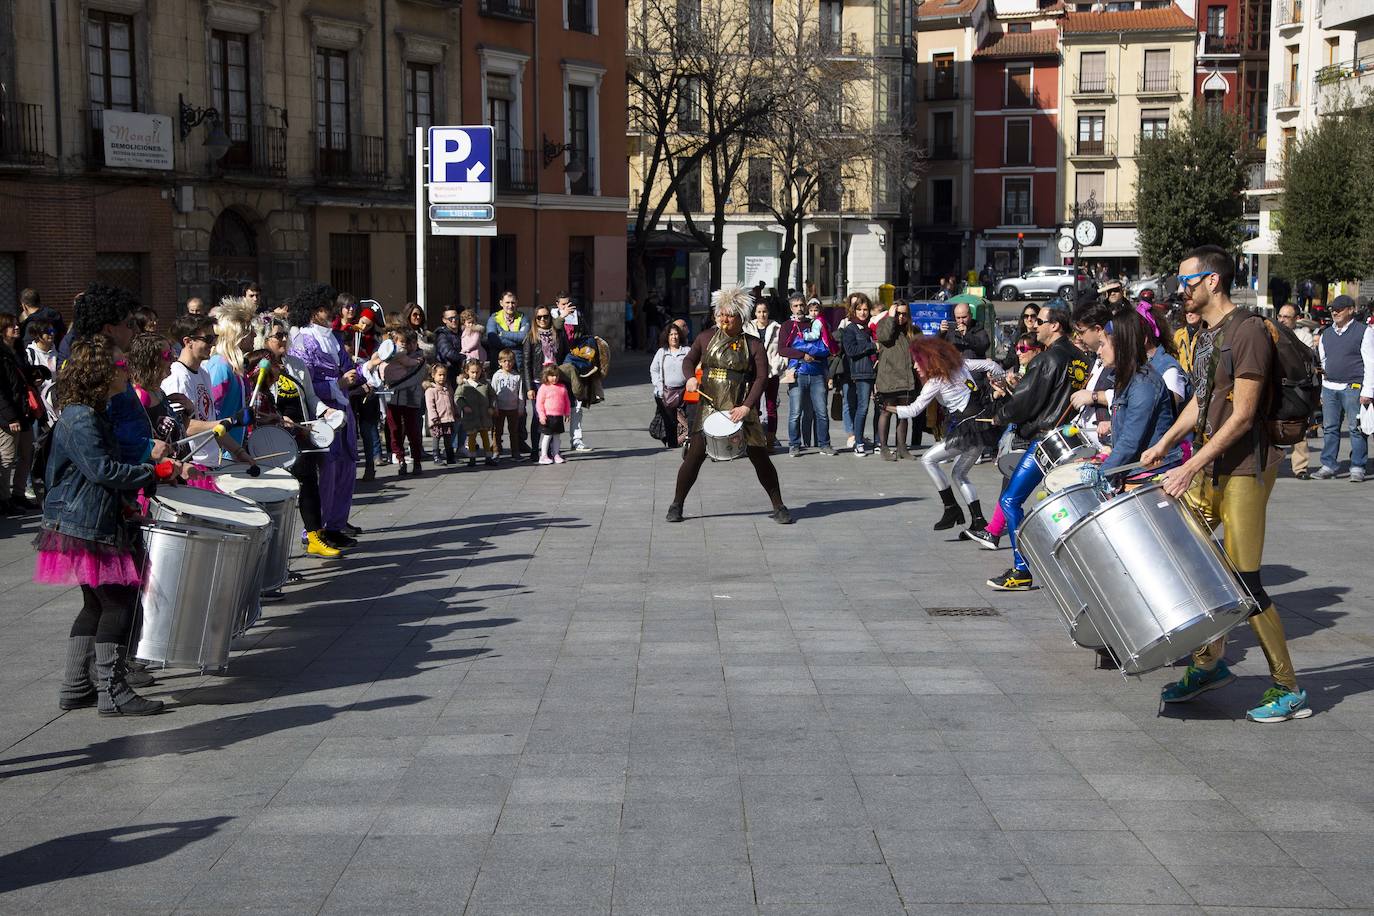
[102,110,174,171]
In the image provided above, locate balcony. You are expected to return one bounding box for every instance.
[1004,88,1043,109]
[310,132,385,185]
[1316,54,1374,114]
[930,204,961,226]
[1070,137,1116,159]
[0,96,44,166]
[1002,148,1033,167]
[1138,72,1182,95]
[924,73,959,101]
[1072,74,1115,97]
[479,0,534,21]
[1201,33,1242,55]
[495,144,537,194]
[820,31,863,58]
[873,106,902,132]
[874,29,908,57]
[1135,132,1169,155]
[570,153,594,196]
[219,123,287,179]
[1102,206,1136,224]
[872,193,902,215]
[81,109,112,169]
[1277,0,1303,29]
[1272,81,1301,111]
[925,137,958,160]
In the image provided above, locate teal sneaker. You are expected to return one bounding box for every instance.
[1246,684,1313,723]
[1160,662,1235,703]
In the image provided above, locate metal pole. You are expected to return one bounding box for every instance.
[415,128,427,321]
[837,180,845,300]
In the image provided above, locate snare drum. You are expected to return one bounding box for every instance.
[1018,483,1109,649]
[1056,483,1257,674]
[702,410,747,461]
[246,425,300,469]
[1032,425,1095,476]
[1039,459,1098,499]
[214,466,301,600]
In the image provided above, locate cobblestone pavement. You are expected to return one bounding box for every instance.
[1,355,1373,914]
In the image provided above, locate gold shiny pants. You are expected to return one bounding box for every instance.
[1183,465,1297,690]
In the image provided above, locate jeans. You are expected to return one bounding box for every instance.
[1000,442,1046,572]
[845,380,872,446]
[788,373,830,448]
[841,382,854,436]
[1320,385,1369,472]
[359,416,382,465]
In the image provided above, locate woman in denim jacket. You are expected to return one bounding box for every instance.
[38,336,193,717]
[1097,310,1182,479]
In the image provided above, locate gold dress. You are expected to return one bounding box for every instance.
[691,329,767,448]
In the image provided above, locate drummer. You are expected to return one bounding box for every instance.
[665,286,791,524]
[1091,309,1182,483]
[164,314,255,468]
[1066,303,1115,451]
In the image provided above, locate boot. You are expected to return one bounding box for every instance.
[122,654,155,689]
[966,500,988,534]
[397,460,409,476]
[361,461,376,482]
[896,444,912,460]
[444,439,455,464]
[933,488,965,531]
[306,530,342,558]
[410,460,423,476]
[58,635,97,710]
[95,642,162,717]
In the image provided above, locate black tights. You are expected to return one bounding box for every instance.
[291,453,323,531]
[673,434,783,509]
[70,584,138,643]
[877,410,908,451]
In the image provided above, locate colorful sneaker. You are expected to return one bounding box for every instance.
[962,527,1001,550]
[1160,661,1234,703]
[1246,684,1314,723]
[986,567,1032,591]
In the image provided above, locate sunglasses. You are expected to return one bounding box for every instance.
[1177,270,1215,289]
[535,315,552,321]
[113,359,129,370]
[1016,345,1039,353]
[1025,316,1042,325]
[188,335,215,343]
[443,315,459,321]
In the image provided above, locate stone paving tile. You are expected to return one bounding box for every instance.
[2,362,1373,911]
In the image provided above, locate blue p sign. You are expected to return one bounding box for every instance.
[429,126,493,185]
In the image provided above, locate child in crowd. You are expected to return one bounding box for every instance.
[490,349,525,459]
[460,309,486,366]
[535,365,571,465]
[425,363,458,465]
[801,299,827,343]
[384,328,428,476]
[455,359,497,467]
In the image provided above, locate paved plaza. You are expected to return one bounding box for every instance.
[2,358,1374,914]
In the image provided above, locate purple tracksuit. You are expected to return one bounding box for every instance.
[289,331,357,531]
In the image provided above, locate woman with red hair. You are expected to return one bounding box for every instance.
[886,336,1001,531]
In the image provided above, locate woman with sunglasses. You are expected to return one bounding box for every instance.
[1001,305,1043,375]
[205,297,259,455]
[521,306,569,460]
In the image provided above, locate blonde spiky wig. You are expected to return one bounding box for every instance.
[212,295,259,374]
[711,285,754,326]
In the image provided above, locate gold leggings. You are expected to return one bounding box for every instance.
[1183,465,1297,690]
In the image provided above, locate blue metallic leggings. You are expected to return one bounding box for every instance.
[1000,441,1045,573]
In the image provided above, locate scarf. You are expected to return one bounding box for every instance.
[538,329,556,367]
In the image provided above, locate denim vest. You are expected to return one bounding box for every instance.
[41,404,157,546]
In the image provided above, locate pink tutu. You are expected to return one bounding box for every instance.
[33,530,141,588]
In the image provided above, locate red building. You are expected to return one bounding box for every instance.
[1195,0,1270,145]
[971,29,1061,276]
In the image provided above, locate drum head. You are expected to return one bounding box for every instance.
[322,408,346,430]
[246,426,300,469]
[215,466,300,503]
[1042,459,1097,496]
[375,339,397,362]
[702,410,743,437]
[307,422,335,449]
[152,485,271,530]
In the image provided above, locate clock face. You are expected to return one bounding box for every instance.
[1056,234,1075,254]
[1074,219,1098,246]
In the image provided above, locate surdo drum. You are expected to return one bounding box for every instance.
[1017,483,1109,649]
[214,464,301,611]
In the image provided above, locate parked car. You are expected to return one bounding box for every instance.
[1128,274,1174,300]
[995,266,1081,302]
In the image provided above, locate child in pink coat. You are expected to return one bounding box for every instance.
[535,365,571,465]
[459,309,486,365]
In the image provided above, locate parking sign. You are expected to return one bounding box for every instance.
[428,125,494,204]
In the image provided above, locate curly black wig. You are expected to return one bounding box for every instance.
[287,283,339,330]
[71,282,138,340]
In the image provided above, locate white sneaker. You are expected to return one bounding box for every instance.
[1311,467,1337,480]
[1352,468,1367,483]
[573,444,592,452]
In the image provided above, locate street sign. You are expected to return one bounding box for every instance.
[429,204,495,221]
[428,125,494,203]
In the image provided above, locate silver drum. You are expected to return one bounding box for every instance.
[1056,483,1257,675]
[149,487,271,637]
[214,466,301,594]
[1032,425,1095,476]
[135,522,255,671]
[1018,483,1109,649]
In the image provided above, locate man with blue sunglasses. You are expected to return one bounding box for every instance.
[1143,245,1308,723]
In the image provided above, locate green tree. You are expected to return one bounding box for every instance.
[1133,106,1249,274]
[1274,107,1374,303]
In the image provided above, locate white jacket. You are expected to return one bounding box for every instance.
[746,320,787,377]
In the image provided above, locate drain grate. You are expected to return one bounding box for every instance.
[925,606,1000,617]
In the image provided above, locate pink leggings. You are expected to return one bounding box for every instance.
[986,505,1007,536]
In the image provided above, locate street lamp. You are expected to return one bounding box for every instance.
[178,93,232,162]
[791,167,810,294]
[541,134,586,185]
[903,171,920,296]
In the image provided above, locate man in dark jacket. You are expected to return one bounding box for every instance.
[938,303,990,359]
[17,288,66,349]
[434,307,465,378]
[969,301,1089,591]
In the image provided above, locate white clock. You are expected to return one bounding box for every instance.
[1074,218,1100,247]
[1056,234,1075,255]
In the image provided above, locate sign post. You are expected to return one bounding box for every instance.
[415,125,499,322]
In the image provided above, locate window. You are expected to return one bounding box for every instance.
[876,59,902,129]
[1325,37,1339,66]
[567,0,594,33]
[1077,112,1105,154]
[1206,6,1226,35]
[820,0,844,54]
[95,253,143,298]
[1003,177,1032,225]
[1008,21,1031,33]
[932,179,955,224]
[818,162,841,211]
[1005,118,1031,165]
[677,76,701,131]
[1075,172,1104,211]
[747,156,772,212]
[315,47,350,173]
[749,0,773,53]
[1079,52,1106,93]
[676,158,701,212]
[929,53,956,99]
[1140,108,1169,140]
[329,234,370,296]
[676,0,700,34]
[1142,49,1171,91]
[1006,64,1032,107]
[568,237,593,305]
[487,75,530,191]
[931,111,955,158]
[1244,69,1268,138]
[1204,89,1225,119]
[405,63,435,143]
[489,235,516,307]
[568,83,592,194]
[88,11,136,112]
[1281,126,1296,161]
[211,32,252,169]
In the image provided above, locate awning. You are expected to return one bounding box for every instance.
[1242,234,1280,256]
[630,228,710,252]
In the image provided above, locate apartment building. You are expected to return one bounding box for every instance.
[971,23,1062,275]
[1058,7,1196,276]
[0,1,626,341]
[628,0,914,310]
[913,0,986,284]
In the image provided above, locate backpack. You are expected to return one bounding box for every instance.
[1243,309,1320,447]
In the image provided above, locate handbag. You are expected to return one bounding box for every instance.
[649,408,666,441]
[662,385,684,411]
[828,353,848,386]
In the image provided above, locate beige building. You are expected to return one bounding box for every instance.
[1058,7,1196,273]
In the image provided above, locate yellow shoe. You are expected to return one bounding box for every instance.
[306,530,341,558]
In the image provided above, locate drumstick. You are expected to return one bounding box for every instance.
[247,358,271,412]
